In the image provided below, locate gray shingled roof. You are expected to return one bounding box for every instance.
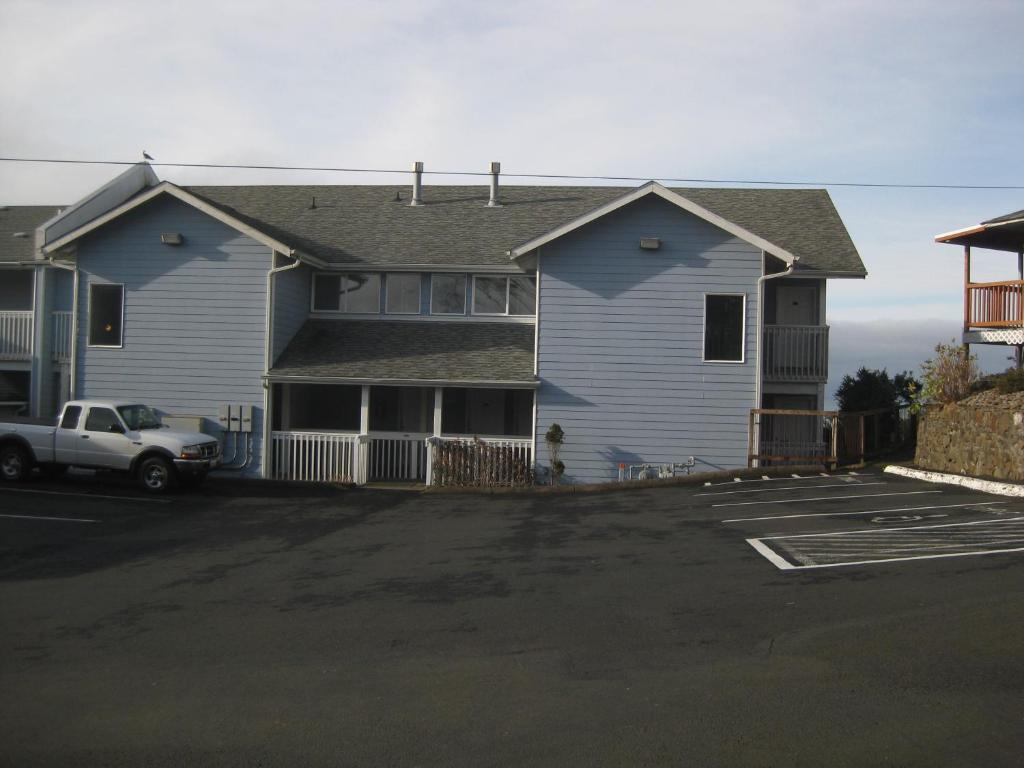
[186,184,865,275]
[271,320,536,383]
[982,209,1024,225]
[0,206,60,262]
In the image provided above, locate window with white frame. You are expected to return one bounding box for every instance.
[386,273,421,314]
[430,274,467,315]
[312,273,381,313]
[703,294,745,362]
[88,283,124,347]
[471,274,536,316]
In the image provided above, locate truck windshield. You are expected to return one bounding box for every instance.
[116,405,162,430]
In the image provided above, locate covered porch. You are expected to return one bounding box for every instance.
[268,383,535,485]
[265,318,537,486]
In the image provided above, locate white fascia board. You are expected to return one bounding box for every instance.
[264,374,540,389]
[508,181,799,264]
[41,182,298,259]
[39,162,160,246]
[934,224,986,243]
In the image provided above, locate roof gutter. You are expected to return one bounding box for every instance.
[752,254,798,467]
[47,257,78,401]
[262,253,304,478]
[262,374,540,389]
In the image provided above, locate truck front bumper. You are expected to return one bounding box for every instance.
[173,457,222,475]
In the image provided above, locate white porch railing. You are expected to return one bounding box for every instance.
[52,311,73,362]
[366,432,430,482]
[0,311,33,361]
[427,436,534,487]
[270,431,363,483]
[762,324,829,382]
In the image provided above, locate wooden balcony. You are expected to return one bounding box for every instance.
[762,324,829,383]
[965,279,1024,329]
[0,311,33,361]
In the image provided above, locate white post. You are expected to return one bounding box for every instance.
[357,385,371,485]
[426,386,443,486]
[360,385,370,434]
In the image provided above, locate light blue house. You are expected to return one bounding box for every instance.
[7,162,865,483]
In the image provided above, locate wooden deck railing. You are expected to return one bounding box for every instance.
[965,279,1024,329]
[0,311,33,361]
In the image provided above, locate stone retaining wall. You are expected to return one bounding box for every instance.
[915,390,1024,481]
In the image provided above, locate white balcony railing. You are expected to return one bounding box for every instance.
[762,325,829,382]
[0,311,33,361]
[366,432,430,482]
[270,431,363,483]
[52,311,73,362]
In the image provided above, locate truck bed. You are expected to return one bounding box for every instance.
[0,416,56,428]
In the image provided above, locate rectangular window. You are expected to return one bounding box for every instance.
[430,274,467,315]
[312,273,381,313]
[386,273,421,314]
[88,284,124,347]
[508,275,536,316]
[704,294,746,362]
[84,406,121,433]
[471,274,536,316]
[59,405,82,429]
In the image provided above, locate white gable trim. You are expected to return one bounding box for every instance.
[41,181,325,265]
[507,181,798,264]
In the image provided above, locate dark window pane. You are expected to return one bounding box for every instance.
[441,388,468,433]
[386,273,421,314]
[508,275,536,316]
[431,274,466,315]
[84,407,120,432]
[287,384,361,431]
[88,284,123,346]
[313,274,340,310]
[369,386,431,432]
[704,295,744,362]
[442,388,533,437]
[59,405,82,429]
[473,276,507,314]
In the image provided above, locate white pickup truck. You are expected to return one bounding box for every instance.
[0,400,222,493]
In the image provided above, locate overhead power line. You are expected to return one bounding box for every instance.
[0,156,1021,190]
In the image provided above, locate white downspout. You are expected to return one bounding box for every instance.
[262,252,303,479]
[753,253,797,467]
[47,258,78,402]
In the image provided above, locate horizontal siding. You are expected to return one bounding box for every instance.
[75,195,271,476]
[272,263,310,362]
[536,195,761,483]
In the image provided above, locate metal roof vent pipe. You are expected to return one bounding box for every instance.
[410,161,424,206]
[487,161,501,207]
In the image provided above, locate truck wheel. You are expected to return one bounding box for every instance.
[138,456,174,494]
[0,444,31,482]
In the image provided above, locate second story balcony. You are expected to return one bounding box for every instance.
[762,324,829,383]
[965,279,1023,330]
[0,311,33,361]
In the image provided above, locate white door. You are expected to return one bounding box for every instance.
[776,286,817,325]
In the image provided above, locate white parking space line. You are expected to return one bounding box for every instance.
[712,490,941,508]
[747,516,1024,570]
[697,481,884,498]
[701,472,870,488]
[0,487,171,504]
[722,501,1008,524]
[0,513,99,523]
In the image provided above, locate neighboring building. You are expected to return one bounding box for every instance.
[0,204,71,417]
[936,210,1024,369]
[8,162,865,483]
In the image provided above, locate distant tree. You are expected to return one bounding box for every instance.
[893,371,922,407]
[835,367,909,412]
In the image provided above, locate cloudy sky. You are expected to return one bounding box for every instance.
[1,0,1021,396]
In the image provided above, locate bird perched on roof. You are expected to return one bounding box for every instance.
[143,151,154,161]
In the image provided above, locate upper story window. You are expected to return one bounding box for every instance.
[703,294,745,363]
[88,283,124,347]
[313,273,381,313]
[472,275,536,316]
[430,274,467,315]
[385,273,421,314]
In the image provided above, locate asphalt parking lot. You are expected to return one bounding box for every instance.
[2,469,1023,767]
